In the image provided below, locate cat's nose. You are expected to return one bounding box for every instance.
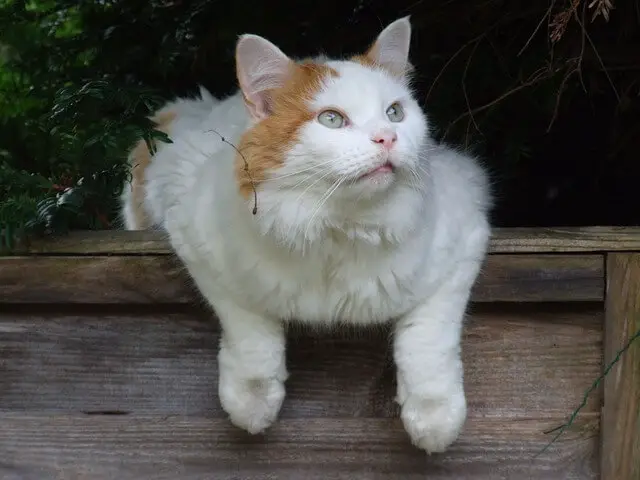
[371,130,398,149]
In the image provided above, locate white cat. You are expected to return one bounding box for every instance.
[121,16,491,454]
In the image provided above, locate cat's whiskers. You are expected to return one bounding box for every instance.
[405,165,424,190]
[273,160,342,200]
[303,175,348,243]
[265,157,341,182]
[278,161,348,242]
[291,168,338,203]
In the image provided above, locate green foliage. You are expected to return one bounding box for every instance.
[0,1,174,248]
[0,77,170,249]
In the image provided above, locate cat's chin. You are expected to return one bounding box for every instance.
[347,165,397,196]
[357,161,395,180]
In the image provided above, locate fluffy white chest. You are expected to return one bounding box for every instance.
[176,222,430,325]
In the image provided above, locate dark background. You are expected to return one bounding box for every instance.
[1,0,638,234]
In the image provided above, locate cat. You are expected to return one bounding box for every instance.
[121,16,491,454]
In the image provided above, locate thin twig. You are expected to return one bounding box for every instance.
[426,33,485,103]
[461,38,483,144]
[573,6,621,102]
[443,66,557,140]
[536,325,640,456]
[577,2,588,93]
[205,129,258,215]
[547,59,578,132]
[518,0,558,56]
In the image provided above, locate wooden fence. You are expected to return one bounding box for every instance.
[1,227,638,479]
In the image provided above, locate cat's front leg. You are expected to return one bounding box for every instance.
[214,298,288,434]
[393,283,474,454]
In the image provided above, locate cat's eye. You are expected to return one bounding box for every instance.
[317,110,345,129]
[386,102,405,122]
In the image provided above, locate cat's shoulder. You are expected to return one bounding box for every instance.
[428,144,492,215]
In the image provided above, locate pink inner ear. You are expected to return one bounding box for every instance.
[243,90,272,120]
[235,34,292,121]
[366,17,412,77]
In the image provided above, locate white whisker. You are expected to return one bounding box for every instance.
[303,176,347,243]
[265,157,342,182]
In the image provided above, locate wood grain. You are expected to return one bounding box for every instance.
[601,253,640,480]
[0,256,199,304]
[474,254,603,302]
[8,226,640,255]
[0,254,604,304]
[490,227,640,253]
[0,308,603,419]
[0,415,599,480]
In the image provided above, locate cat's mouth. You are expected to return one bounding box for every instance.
[358,161,395,181]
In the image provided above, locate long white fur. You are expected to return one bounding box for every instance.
[121,17,491,454]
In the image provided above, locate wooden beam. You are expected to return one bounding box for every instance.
[0,309,603,418]
[490,227,640,253]
[0,307,603,478]
[6,226,640,255]
[0,415,598,479]
[601,253,640,480]
[0,254,604,304]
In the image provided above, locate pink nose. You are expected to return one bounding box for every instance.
[372,131,397,149]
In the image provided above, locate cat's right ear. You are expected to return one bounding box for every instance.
[236,34,292,121]
[365,16,412,77]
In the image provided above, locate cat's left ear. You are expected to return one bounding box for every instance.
[365,16,412,77]
[235,34,293,120]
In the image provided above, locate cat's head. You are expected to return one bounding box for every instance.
[234,17,429,241]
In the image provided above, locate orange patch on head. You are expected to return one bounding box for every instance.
[235,62,338,198]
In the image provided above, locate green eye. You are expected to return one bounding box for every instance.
[386,102,405,122]
[318,110,345,129]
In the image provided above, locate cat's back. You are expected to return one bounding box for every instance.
[425,144,491,261]
[122,89,248,230]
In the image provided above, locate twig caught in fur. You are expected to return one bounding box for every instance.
[205,129,258,215]
[536,324,640,456]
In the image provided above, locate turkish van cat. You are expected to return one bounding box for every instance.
[121,16,491,454]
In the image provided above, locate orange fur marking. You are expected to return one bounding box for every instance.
[128,110,176,229]
[235,62,338,198]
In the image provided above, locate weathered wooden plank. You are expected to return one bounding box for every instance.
[11,229,171,256]
[0,308,603,420]
[0,254,604,304]
[0,256,199,304]
[8,226,640,255]
[0,414,599,480]
[474,254,603,302]
[490,227,640,253]
[601,253,640,480]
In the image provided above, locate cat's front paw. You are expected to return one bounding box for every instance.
[218,369,286,435]
[397,387,467,454]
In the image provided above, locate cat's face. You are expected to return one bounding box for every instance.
[235,17,427,206]
[290,60,426,198]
